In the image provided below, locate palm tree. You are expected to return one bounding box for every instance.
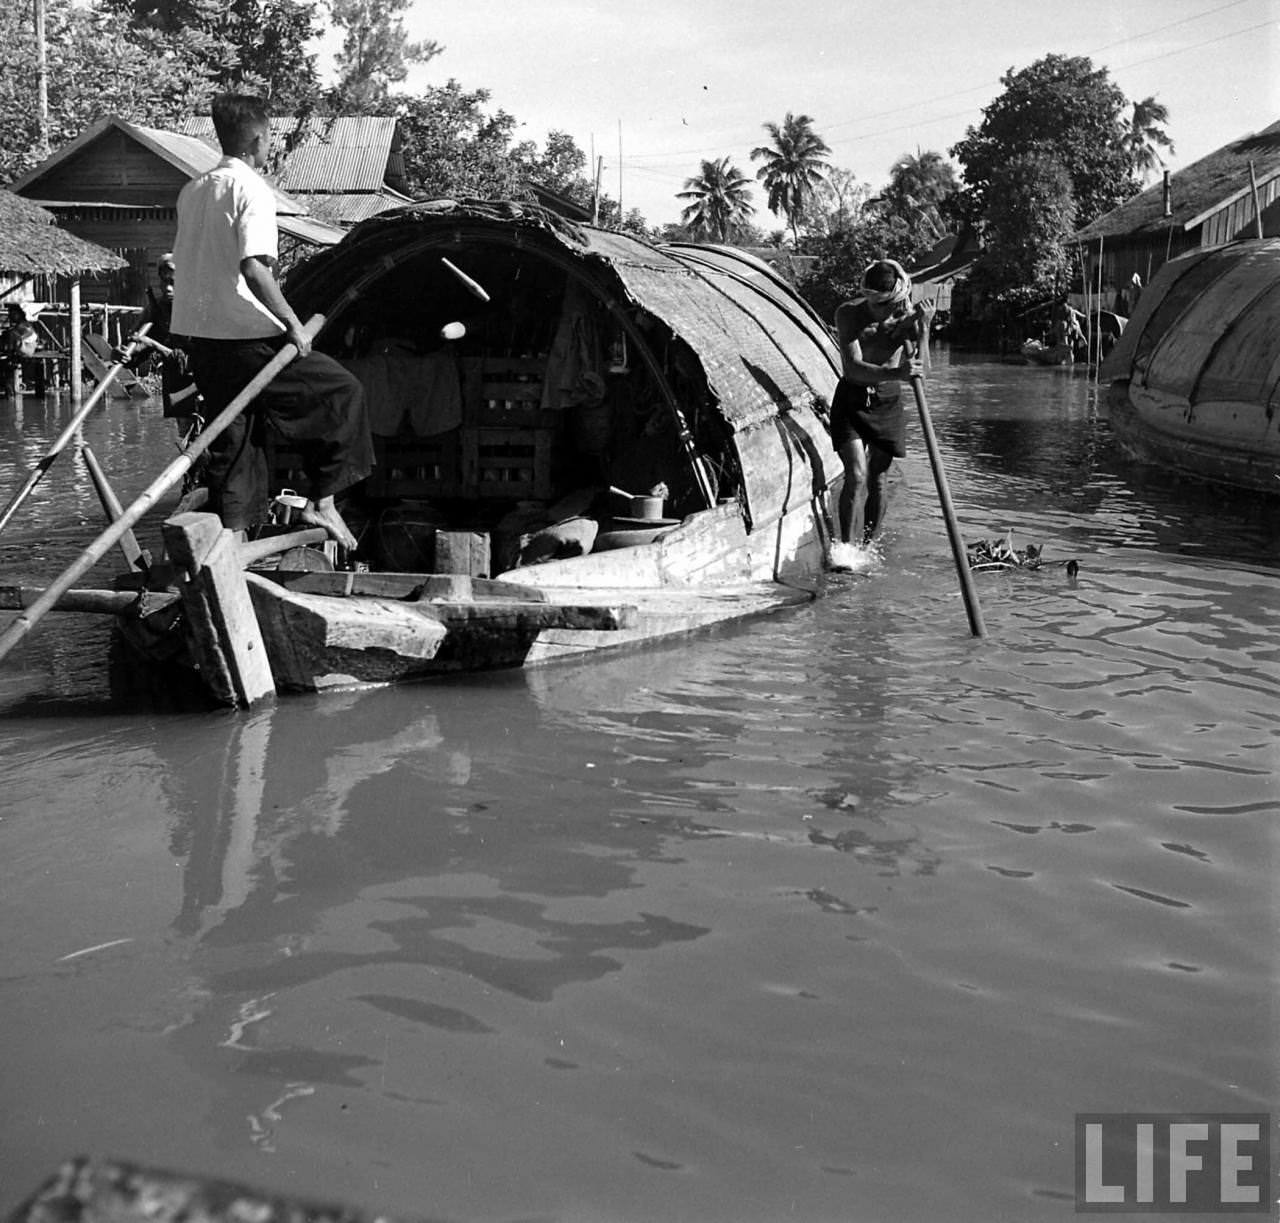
[750,112,831,244]
[877,150,959,249]
[1124,97,1175,181]
[677,157,756,242]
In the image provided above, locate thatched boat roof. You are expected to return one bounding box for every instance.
[288,200,840,434]
[0,188,128,278]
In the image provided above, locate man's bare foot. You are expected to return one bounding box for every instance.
[299,497,358,550]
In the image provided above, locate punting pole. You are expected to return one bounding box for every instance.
[0,315,324,665]
[1248,160,1264,239]
[0,324,151,536]
[909,371,986,639]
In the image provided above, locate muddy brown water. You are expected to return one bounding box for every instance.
[1,350,1276,1222]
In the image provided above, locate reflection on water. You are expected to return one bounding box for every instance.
[0,356,1276,1222]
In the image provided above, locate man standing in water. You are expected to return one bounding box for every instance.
[171,93,371,548]
[831,259,931,546]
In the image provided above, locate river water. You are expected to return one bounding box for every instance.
[0,350,1276,1222]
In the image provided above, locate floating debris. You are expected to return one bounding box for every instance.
[966,530,1080,575]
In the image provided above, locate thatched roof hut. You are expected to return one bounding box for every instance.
[0,188,127,280]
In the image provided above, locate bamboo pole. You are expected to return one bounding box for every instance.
[0,324,151,535]
[0,315,324,664]
[909,373,985,638]
[1248,160,1265,239]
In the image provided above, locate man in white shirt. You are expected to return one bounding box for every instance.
[172,93,371,548]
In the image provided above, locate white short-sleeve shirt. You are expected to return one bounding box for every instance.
[171,156,284,340]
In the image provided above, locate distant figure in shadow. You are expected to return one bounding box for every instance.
[831,260,930,544]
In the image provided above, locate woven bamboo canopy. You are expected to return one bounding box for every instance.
[0,188,126,279]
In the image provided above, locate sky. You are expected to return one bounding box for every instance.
[333,0,1280,228]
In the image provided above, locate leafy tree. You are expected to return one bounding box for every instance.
[796,212,917,321]
[677,156,755,242]
[802,165,872,238]
[0,0,218,182]
[972,151,1077,292]
[750,112,830,244]
[329,0,442,111]
[951,54,1135,228]
[1124,96,1174,182]
[385,82,524,200]
[881,149,959,235]
[102,0,323,109]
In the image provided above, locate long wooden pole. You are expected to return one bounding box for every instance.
[0,324,151,535]
[909,372,986,638]
[1248,160,1264,239]
[0,315,324,664]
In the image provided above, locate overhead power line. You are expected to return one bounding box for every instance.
[621,0,1269,167]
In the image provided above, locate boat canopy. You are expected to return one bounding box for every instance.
[286,200,840,434]
[1100,237,1280,409]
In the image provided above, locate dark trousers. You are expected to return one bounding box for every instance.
[188,336,373,531]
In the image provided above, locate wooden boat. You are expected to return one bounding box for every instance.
[4,201,844,705]
[1020,339,1074,366]
[1100,238,1280,494]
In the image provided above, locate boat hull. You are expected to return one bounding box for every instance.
[1107,382,1280,494]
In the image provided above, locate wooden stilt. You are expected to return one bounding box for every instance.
[162,512,276,708]
[69,279,83,404]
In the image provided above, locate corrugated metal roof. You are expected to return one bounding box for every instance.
[278,214,346,247]
[300,190,413,226]
[287,200,841,434]
[178,116,399,193]
[1074,120,1280,243]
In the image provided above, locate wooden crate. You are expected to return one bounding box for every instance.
[461,356,557,427]
[364,433,465,500]
[462,426,553,499]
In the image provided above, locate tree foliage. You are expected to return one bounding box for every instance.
[101,0,323,109]
[328,0,441,111]
[677,157,756,242]
[796,213,921,322]
[0,0,219,181]
[970,151,1077,299]
[1123,95,1174,182]
[801,166,872,239]
[951,54,1136,228]
[750,112,830,244]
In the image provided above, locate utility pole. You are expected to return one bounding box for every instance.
[34,0,50,159]
[617,119,623,219]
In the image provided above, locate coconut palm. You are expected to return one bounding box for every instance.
[750,112,831,244]
[878,149,959,246]
[1124,96,1175,181]
[677,157,756,242]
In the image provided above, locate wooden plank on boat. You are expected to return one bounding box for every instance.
[0,585,179,616]
[256,570,551,602]
[163,512,275,708]
[245,571,450,690]
[424,599,636,632]
[433,527,491,576]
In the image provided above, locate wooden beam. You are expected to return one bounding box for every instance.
[68,279,82,403]
[162,512,275,708]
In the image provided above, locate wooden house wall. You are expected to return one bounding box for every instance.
[41,205,176,305]
[36,129,189,205]
[1200,180,1280,246]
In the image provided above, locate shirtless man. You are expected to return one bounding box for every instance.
[831,259,931,545]
[171,93,371,548]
